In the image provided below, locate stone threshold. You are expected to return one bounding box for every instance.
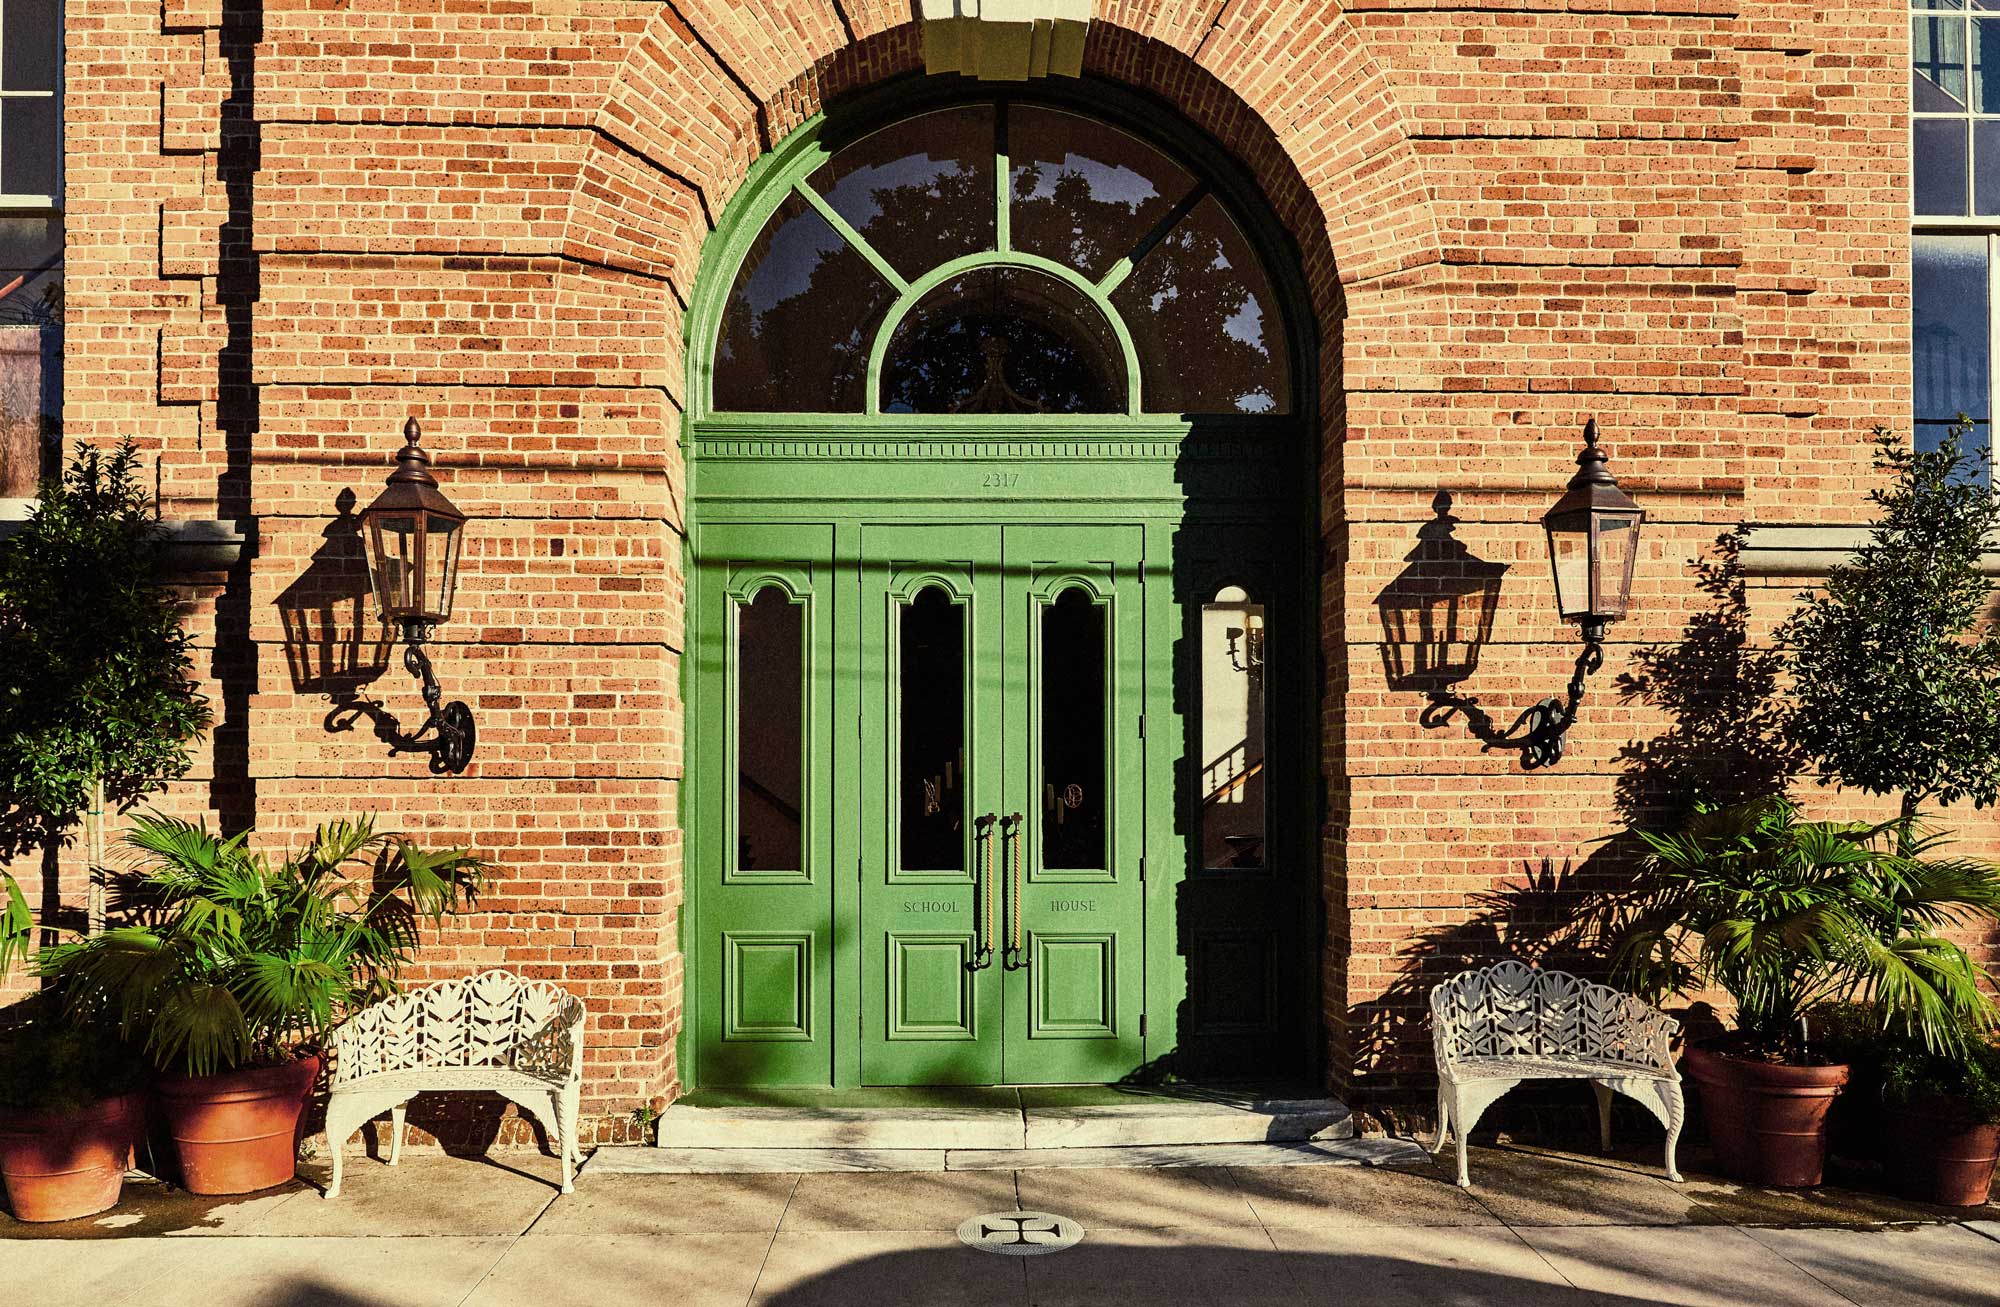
[587,1136,1427,1175]
[655,1085,1355,1152]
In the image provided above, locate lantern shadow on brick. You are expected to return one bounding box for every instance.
[276,489,394,699]
[1374,491,1508,696]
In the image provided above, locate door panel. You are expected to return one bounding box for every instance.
[1000,525,1147,1084]
[859,527,1005,1085]
[692,524,838,1086]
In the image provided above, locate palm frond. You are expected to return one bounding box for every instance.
[0,870,32,978]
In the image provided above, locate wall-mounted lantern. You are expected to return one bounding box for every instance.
[1520,419,1644,765]
[360,418,475,774]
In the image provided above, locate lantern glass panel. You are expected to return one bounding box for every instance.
[366,511,422,621]
[1546,518,1591,621]
[1592,512,1641,618]
[427,513,463,623]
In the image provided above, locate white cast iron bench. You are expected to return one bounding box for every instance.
[1430,960,1683,1188]
[324,969,586,1198]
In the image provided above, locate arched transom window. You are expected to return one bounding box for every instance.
[708,101,1293,417]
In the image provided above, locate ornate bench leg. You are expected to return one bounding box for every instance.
[1662,1082,1684,1183]
[1591,1081,1614,1154]
[554,1088,576,1194]
[389,1103,408,1166]
[1431,1083,1452,1155]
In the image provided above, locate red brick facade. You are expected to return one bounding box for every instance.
[10,0,1954,1142]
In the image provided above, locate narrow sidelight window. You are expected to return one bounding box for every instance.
[736,586,805,872]
[1200,586,1266,869]
[900,585,967,872]
[1041,586,1106,870]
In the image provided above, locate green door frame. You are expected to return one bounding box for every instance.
[680,76,1325,1091]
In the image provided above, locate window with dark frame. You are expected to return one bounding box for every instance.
[1914,0,1999,484]
[0,0,60,500]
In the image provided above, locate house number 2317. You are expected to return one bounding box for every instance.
[981,471,1020,490]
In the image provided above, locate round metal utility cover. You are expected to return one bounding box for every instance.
[956,1211,1085,1256]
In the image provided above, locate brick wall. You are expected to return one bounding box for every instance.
[15,0,1954,1140]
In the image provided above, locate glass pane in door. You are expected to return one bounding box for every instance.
[737,586,804,872]
[900,585,967,871]
[1200,586,1266,869]
[1041,586,1106,869]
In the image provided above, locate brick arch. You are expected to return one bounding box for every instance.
[558,4,1446,415]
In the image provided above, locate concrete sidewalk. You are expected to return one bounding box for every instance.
[9,1142,1999,1306]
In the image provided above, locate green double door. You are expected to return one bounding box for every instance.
[692,519,1147,1087]
[858,523,1145,1085]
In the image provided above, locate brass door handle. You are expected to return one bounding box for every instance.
[971,813,997,970]
[1001,812,1025,970]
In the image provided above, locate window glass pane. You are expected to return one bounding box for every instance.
[1201,587,1266,870]
[1041,587,1105,871]
[737,587,804,873]
[1917,15,1971,111]
[1918,0,1967,9]
[1007,105,1196,282]
[1978,121,2000,212]
[1111,194,1290,414]
[807,106,996,282]
[1978,19,2000,111]
[713,190,895,411]
[1,0,57,92]
[0,213,60,495]
[1914,234,1990,423]
[1916,120,1972,215]
[1,98,57,196]
[900,586,966,873]
[880,266,1125,413]
[1917,421,1992,485]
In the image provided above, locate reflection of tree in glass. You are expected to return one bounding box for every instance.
[882,308,1116,414]
[1114,201,1283,415]
[1011,162,1155,280]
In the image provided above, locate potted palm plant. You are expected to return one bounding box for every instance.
[1875,1030,2000,1206]
[40,813,485,1195]
[0,1004,144,1221]
[1616,796,2000,1187]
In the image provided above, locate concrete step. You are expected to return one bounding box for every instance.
[592,1136,1422,1176]
[654,1088,1353,1152]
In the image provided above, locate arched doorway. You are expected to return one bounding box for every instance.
[683,80,1318,1088]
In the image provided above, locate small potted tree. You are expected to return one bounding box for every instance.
[40,813,486,1195]
[1616,796,2000,1187]
[0,439,209,1217]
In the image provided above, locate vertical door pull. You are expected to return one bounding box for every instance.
[970,812,997,970]
[1001,812,1026,970]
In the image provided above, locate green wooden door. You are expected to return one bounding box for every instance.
[856,523,1147,1085]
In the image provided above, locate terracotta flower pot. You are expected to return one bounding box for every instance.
[1683,1045,1849,1187]
[0,1091,143,1222]
[154,1056,320,1196]
[1882,1097,2000,1207]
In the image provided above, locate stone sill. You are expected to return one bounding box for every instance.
[1739,524,2000,577]
[0,503,255,573]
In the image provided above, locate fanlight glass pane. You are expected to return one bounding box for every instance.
[880,266,1125,414]
[900,586,966,873]
[1008,106,1196,282]
[1111,195,1289,414]
[713,190,896,411]
[1201,586,1266,870]
[737,587,805,873]
[1041,586,1106,871]
[1591,513,1640,618]
[808,106,996,281]
[366,512,421,620]
[1546,522,1590,620]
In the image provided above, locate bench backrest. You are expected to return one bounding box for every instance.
[331,968,585,1087]
[1430,960,1676,1072]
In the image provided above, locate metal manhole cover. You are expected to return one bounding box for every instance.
[956,1210,1085,1256]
